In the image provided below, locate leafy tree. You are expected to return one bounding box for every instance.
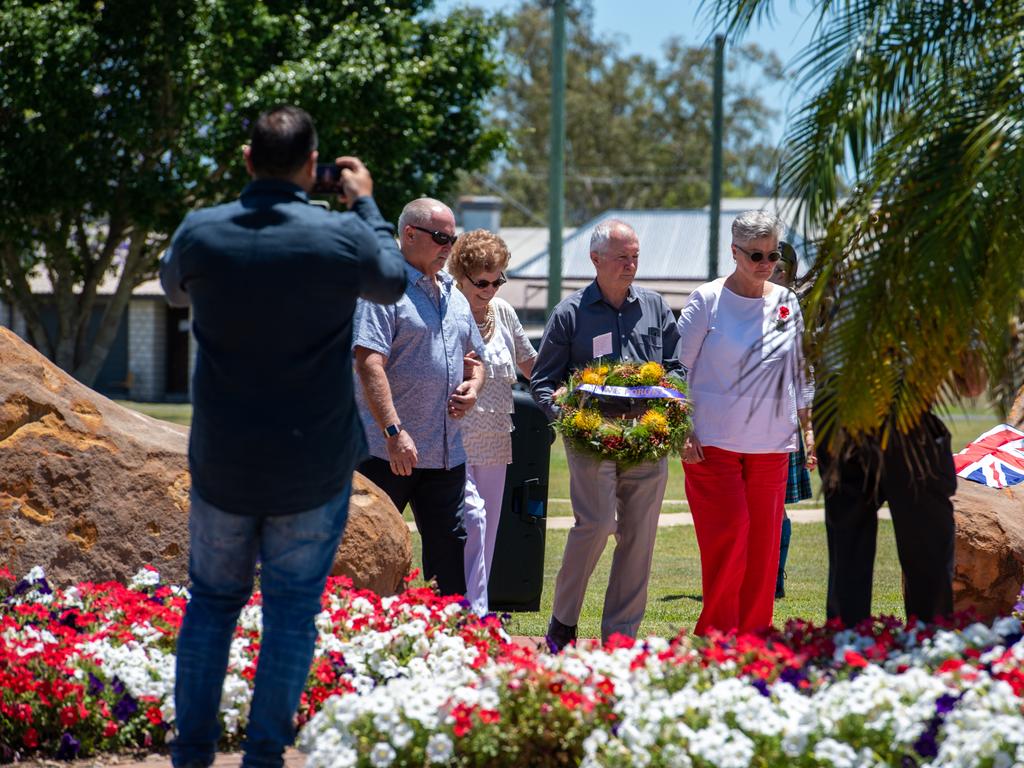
[459,0,784,226]
[706,0,1024,439]
[0,0,503,385]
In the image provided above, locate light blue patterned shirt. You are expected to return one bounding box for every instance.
[353,263,484,469]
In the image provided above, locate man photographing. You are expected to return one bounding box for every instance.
[160,105,405,768]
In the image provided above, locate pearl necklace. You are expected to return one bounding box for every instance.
[476,303,495,342]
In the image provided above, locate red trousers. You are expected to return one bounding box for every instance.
[684,446,789,636]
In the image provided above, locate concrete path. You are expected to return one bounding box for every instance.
[407,505,891,531]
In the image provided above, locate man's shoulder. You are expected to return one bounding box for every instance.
[631,285,671,306]
[447,282,474,314]
[552,286,588,315]
[179,198,244,230]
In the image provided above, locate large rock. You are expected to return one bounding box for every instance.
[0,327,411,594]
[952,389,1024,618]
[333,474,412,596]
[953,480,1024,618]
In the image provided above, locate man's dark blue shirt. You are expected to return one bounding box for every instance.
[160,179,405,515]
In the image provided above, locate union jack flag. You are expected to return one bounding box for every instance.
[953,424,1024,489]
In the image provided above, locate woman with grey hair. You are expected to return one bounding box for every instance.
[675,210,815,635]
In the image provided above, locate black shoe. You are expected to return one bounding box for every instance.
[545,616,577,653]
[775,570,787,599]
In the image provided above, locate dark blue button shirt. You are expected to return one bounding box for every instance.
[530,282,681,422]
[160,179,406,515]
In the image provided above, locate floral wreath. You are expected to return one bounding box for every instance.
[553,359,692,465]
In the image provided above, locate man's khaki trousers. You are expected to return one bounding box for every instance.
[552,442,669,641]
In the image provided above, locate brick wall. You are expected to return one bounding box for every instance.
[127,299,167,402]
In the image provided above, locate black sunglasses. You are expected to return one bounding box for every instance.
[734,243,782,263]
[467,273,507,289]
[409,224,457,246]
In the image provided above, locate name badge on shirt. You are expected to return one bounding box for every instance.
[592,331,613,358]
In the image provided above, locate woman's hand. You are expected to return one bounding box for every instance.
[803,427,818,471]
[682,434,705,464]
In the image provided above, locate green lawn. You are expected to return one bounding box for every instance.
[119,398,987,639]
[408,521,905,639]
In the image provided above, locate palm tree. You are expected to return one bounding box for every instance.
[704,0,1024,444]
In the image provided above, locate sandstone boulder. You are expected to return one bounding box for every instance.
[0,327,411,594]
[952,386,1024,619]
[953,479,1024,618]
[333,474,412,596]
[0,327,192,585]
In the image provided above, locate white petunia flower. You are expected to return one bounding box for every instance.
[368,741,396,767]
[425,733,453,764]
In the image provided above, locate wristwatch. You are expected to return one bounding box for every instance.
[383,423,403,438]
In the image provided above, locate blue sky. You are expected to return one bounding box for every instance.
[434,0,817,145]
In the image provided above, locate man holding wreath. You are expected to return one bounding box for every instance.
[531,219,681,650]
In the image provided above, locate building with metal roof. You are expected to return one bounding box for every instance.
[505,199,811,320]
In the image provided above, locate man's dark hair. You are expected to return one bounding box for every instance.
[249,106,317,178]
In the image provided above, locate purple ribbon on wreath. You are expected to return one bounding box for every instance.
[575,384,687,400]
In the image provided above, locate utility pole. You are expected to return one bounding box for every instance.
[708,33,725,281]
[547,0,567,315]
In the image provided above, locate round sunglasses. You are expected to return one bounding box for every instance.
[409,224,458,246]
[733,243,782,263]
[467,273,507,289]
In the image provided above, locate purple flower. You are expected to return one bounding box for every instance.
[751,678,771,697]
[56,732,80,760]
[935,693,959,715]
[913,730,939,758]
[780,666,806,686]
[88,673,105,695]
[111,677,126,695]
[113,693,138,722]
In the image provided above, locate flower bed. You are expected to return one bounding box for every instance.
[2,567,1024,767]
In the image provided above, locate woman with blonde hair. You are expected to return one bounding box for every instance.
[448,229,536,615]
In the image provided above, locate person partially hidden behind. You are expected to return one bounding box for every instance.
[818,351,987,627]
[160,105,406,768]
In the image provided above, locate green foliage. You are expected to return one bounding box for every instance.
[458,0,784,226]
[704,0,1024,440]
[0,0,504,381]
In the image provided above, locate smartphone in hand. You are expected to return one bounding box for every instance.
[312,163,343,195]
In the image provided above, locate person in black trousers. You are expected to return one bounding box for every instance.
[818,356,986,626]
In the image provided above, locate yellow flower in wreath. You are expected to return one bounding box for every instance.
[572,409,603,432]
[581,368,607,385]
[640,410,669,434]
[638,361,665,385]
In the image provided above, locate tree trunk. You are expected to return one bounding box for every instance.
[1010,385,1024,427]
[0,243,53,358]
[72,230,153,388]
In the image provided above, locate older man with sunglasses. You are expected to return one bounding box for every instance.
[353,198,485,596]
[675,210,815,636]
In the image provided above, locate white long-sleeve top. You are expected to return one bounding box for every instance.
[675,278,813,453]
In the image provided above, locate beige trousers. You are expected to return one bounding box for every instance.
[552,442,669,641]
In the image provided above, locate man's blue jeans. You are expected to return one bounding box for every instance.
[171,484,350,768]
